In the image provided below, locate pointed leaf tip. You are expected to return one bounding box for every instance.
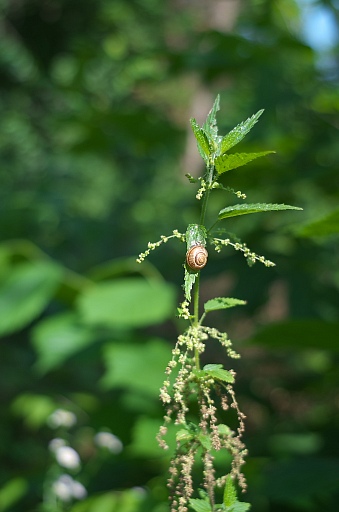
[221,109,265,154]
[218,203,303,221]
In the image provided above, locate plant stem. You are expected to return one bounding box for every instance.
[193,164,214,370]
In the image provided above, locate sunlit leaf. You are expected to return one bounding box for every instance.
[218,203,302,220]
[195,364,234,383]
[228,502,251,512]
[204,297,246,313]
[224,475,237,507]
[0,261,62,336]
[0,478,28,512]
[77,278,176,328]
[215,151,275,174]
[101,338,172,396]
[203,94,220,145]
[189,498,212,512]
[190,118,211,163]
[220,110,264,153]
[32,313,95,373]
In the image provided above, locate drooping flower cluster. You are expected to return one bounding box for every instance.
[156,325,248,511]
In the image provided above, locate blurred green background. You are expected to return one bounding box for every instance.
[0,0,339,511]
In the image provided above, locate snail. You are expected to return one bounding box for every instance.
[186,245,208,271]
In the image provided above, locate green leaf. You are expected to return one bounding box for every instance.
[220,110,264,153]
[218,424,232,436]
[198,364,235,383]
[228,502,251,512]
[203,94,220,144]
[218,203,302,221]
[204,297,246,313]
[224,476,237,507]
[0,261,62,336]
[0,478,28,512]
[215,151,275,174]
[101,338,172,397]
[184,266,197,302]
[176,429,194,443]
[197,433,212,450]
[31,313,95,374]
[190,118,211,163]
[297,208,339,238]
[184,224,208,301]
[77,277,175,328]
[186,224,208,249]
[189,498,212,512]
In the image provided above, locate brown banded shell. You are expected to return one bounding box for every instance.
[186,245,208,271]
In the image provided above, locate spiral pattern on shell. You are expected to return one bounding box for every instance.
[186,245,208,271]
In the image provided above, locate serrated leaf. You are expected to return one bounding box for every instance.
[184,224,207,302]
[224,476,237,507]
[203,363,223,371]
[228,502,251,512]
[215,151,275,174]
[190,118,211,163]
[218,424,232,436]
[220,110,264,153]
[202,364,235,383]
[204,297,246,313]
[189,498,212,512]
[197,433,212,451]
[176,429,194,443]
[218,203,302,221]
[184,266,197,302]
[186,224,208,249]
[203,94,220,143]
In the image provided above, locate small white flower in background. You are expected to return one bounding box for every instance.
[47,409,77,429]
[52,474,87,502]
[94,432,123,454]
[55,445,81,469]
[49,438,66,453]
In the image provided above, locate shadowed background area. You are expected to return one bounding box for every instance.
[0,1,339,511]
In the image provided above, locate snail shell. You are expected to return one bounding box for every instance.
[186,245,208,271]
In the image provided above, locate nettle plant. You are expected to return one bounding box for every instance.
[137,96,301,512]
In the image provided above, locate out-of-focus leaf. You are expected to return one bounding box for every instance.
[128,416,176,458]
[31,313,95,373]
[11,394,56,429]
[0,478,28,512]
[298,208,339,238]
[71,488,146,512]
[220,110,264,153]
[218,203,302,220]
[77,278,176,328]
[101,338,172,397]
[215,151,274,174]
[248,320,339,351]
[0,261,62,336]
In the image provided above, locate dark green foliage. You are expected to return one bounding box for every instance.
[0,0,339,511]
